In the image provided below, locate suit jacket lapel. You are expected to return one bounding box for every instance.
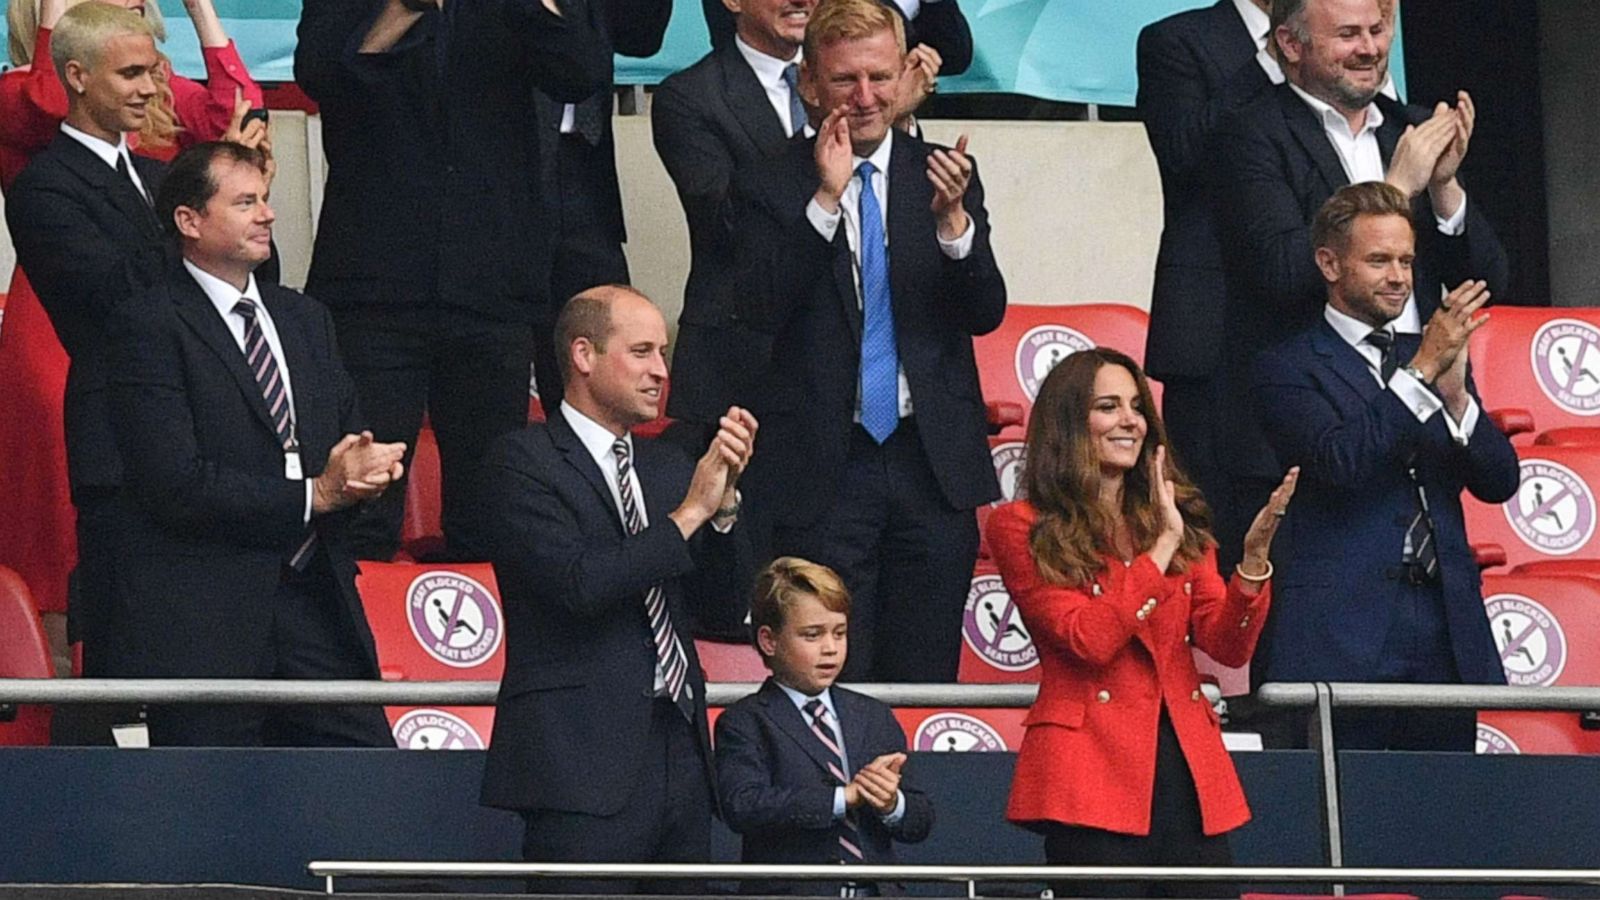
[719,45,791,155]
[171,276,282,439]
[1278,86,1350,194]
[634,436,675,533]
[835,688,869,773]
[548,411,626,535]
[760,679,840,776]
[1311,318,1383,402]
[52,134,161,236]
[886,135,924,334]
[1207,0,1259,71]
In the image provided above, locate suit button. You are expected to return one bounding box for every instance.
[1191,690,1202,701]
[1184,633,1192,644]
[1135,609,1148,621]
[1239,615,1251,629]
[1096,690,1111,703]
[1183,582,1192,595]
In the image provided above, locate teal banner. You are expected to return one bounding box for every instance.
[2,0,1404,106]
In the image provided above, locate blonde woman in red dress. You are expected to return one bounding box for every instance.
[987,346,1298,898]
[0,0,262,656]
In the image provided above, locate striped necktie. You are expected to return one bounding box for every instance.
[804,698,865,863]
[235,298,316,571]
[612,438,693,721]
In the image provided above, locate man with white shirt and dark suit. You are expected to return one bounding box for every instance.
[732,0,1007,682]
[1213,0,1508,579]
[1252,183,1518,750]
[702,0,971,77]
[652,0,818,433]
[105,142,406,746]
[476,286,757,891]
[4,4,178,680]
[1136,0,1277,567]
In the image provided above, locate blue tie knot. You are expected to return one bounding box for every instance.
[781,62,800,89]
[856,160,877,181]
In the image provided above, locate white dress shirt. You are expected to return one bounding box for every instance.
[734,35,806,138]
[802,131,974,422]
[183,259,314,522]
[59,122,150,203]
[773,680,906,825]
[1323,303,1478,444]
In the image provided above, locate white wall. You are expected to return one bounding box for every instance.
[0,115,1166,333]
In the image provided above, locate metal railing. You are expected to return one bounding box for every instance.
[305,861,1600,897]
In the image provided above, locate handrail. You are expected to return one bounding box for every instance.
[306,861,1600,896]
[1256,682,1600,710]
[0,679,1044,707]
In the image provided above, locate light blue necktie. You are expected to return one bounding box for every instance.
[781,63,807,137]
[856,161,899,444]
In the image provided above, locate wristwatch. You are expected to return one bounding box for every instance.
[1402,364,1433,386]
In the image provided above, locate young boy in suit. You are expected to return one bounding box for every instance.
[715,557,933,894]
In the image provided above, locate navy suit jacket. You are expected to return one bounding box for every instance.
[1216,85,1511,480]
[715,679,933,892]
[477,412,752,815]
[1136,0,1273,381]
[731,134,1006,526]
[105,273,378,678]
[1251,320,1519,684]
[652,42,796,424]
[5,133,172,495]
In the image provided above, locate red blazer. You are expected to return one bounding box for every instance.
[987,501,1270,837]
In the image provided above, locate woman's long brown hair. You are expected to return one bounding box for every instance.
[1020,347,1214,588]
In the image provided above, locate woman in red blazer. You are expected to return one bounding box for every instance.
[988,347,1298,898]
[0,0,262,632]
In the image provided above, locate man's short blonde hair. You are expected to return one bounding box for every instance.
[49,1,155,84]
[803,0,906,65]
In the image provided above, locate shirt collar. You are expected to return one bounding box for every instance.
[59,122,131,170]
[734,34,802,88]
[853,129,894,177]
[1289,81,1384,139]
[1231,0,1271,50]
[1324,302,1391,351]
[774,679,836,720]
[183,258,261,319]
[560,400,632,471]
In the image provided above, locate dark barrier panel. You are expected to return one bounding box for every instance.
[1338,751,1600,898]
[0,750,1322,891]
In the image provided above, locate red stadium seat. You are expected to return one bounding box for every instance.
[972,304,1159,437]
[1461,443,1600,571]
[958,562,1040,684]
[355,561,508,749]
[398,423,444,561]
[695,639,769,682]
[1473,573,1600,755]
[1467,307,1600,443]
[0,566,53,746]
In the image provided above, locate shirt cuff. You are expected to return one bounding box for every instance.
[303,480,314,525]
[832,786,847,820]
[1449,395,1481,444]
[1436,193,1468,236]
[806,198,841,242]
[938,215,974,259]
[879,789,907,826]
[1388,368,1445,424]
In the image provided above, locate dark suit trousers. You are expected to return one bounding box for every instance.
[145,550,391,747]
[324,287,534,561]
[1161,376,1231,555]
[519,697,713,894]
[1332,578,1476,751]
[773,421,979,682]
[1040,710,1233,899]
[532,134,632,405]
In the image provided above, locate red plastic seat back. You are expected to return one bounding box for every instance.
[695,639,769,682]
[398,424,443,560]
[1468,307,1600,443]
[1475,572,1600,755]
[959,562,1042,684]
[1462,444,1600,571]
[0,566,53,746]
[972,304,1158,437]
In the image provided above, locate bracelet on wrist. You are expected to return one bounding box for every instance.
[1235,560,1273,583]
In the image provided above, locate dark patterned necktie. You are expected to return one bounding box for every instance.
[235,299,316,570]
[1366,328,1398,382]
[804,698,865,863]
[1367,328,1439,578]
[612,438,693,720]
